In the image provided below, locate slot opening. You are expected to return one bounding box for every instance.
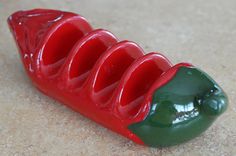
[68,35,117,88]
[42,22,87,75]
[120,60,165,118]
[94,48,142,103]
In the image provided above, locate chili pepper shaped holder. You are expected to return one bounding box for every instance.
[8,9,228,147]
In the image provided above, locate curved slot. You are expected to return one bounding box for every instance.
[42,17,92,76]
[67,30,118,88]
[117,53,172,119]
[93,41,144,103]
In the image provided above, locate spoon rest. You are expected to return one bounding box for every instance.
[8,9,228,147]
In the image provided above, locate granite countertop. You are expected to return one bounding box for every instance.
[0,0,235,155]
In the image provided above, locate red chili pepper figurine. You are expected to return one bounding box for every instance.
[8,9,228,147]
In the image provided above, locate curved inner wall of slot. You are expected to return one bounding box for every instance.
[42,22,88,76]
[119,60,166,118]
[93,47,143,104]
[68,36,117,88]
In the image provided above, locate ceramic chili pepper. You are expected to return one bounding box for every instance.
[8,9,228,147]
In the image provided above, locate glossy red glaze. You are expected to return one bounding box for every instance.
[8,9,192,144]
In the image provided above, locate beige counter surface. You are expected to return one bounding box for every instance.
[0,0,236,155]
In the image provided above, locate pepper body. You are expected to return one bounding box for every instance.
[8,9,228,147]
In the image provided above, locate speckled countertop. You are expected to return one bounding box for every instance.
[0,0,236,155]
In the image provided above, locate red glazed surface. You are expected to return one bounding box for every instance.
[8,9,192,144]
